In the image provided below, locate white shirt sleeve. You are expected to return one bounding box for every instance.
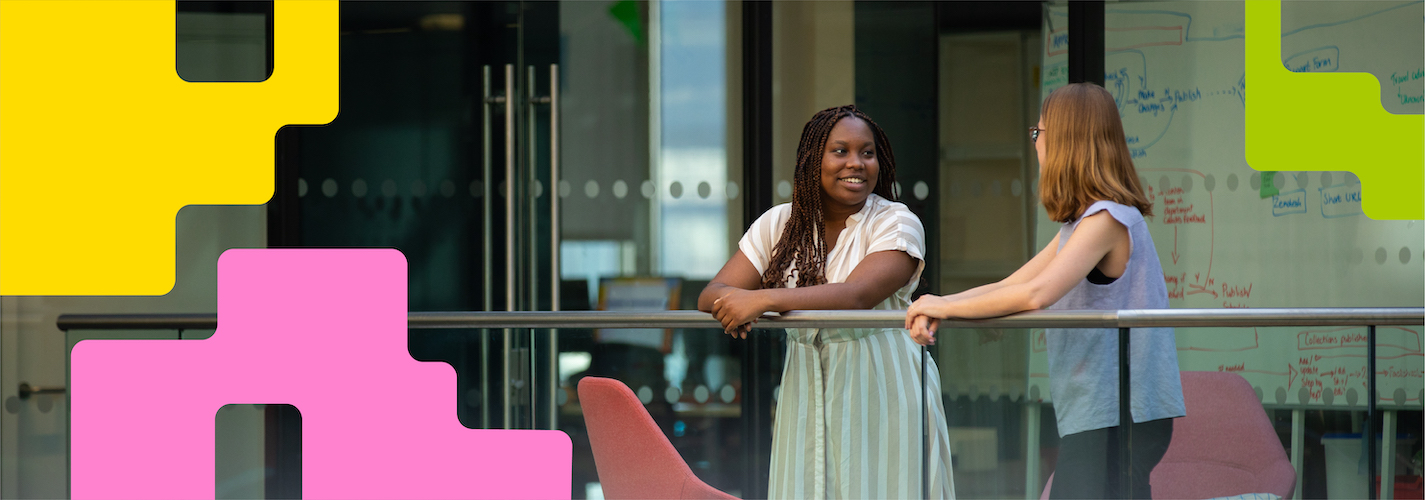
[737,204,791,276]
[865,202,926,287]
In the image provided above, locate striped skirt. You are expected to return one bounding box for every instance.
[768,328,956,499]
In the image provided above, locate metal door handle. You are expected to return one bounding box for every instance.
[480,65,494,430]
[503,63,515,430]
[547,63,560,430]
[525,64,562,430]
[18,383,65,399]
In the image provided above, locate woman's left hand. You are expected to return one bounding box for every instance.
[907,315,940,346]
[711,289,770,338]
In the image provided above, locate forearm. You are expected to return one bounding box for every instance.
[947,281,1008,301]
[936,282,1045,319]
[756,283,882,312]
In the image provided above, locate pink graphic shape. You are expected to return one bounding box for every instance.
[71,249,571,499]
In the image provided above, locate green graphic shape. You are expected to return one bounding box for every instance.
[1245,1,1424,220]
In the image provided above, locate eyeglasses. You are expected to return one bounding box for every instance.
[1029,126,1046,144]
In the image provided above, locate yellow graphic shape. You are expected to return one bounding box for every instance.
[0,1,338,295]
[1245,1,1424,220]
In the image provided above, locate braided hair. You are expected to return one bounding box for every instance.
[761,104,899,289]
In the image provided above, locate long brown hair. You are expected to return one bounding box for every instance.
[1038,83,1153,223]
[762,105,898,289]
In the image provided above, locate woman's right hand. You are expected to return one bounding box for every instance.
[711,289,769,339]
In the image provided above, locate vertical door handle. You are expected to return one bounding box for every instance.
[502,64,516,430]
[547,64,561,429]
[479,65,499,429]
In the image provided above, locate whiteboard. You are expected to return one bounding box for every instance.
[1030,2,1424,409]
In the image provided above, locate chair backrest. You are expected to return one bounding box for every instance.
[1151,371,1296,499]
[578,377,737,500]
[1039,372,1296,500]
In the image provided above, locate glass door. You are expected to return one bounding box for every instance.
[290,2,752,497]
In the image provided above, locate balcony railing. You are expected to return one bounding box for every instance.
[58,307,1424,500]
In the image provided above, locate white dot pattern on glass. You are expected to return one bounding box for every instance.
[1203,174,1216,192]
[776,180,792,199]
[383,180,399,198]
[412,180,427,198]
[697,181,711,199]
[990,180,1003,197]
[1159,176,1171,193]
[532,180,544,199]
[557,389,568,406]
[440,180,456,198]
[1011,179,1023,197]
[584,180,599,199]
[612,180,628,199]
[1375,247,1387,264]
[727,181,740,200]
[893,182,903,198]
[720,385,735,403]
[913,181,929,200]
[1227,174,1239,191]
[558,180,571,198]
[1272,173,1285,190]
[669,181,683,199]
[1180,175,1193,193]
[1320,172,1333,187]
[352,179,368,198]
[637,386,653,404]
[665,387,680,404]
[321,178,338,198]
[1296,172,1308,190]
[641,180,656,199]
[1249,173,1261,190]
[298,178,308,197]
[694,385,709,403]
[1400,246,1412,264]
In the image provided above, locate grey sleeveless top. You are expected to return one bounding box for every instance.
[1045,200,1186,436]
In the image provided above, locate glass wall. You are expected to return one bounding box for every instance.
[243,1,1425,498]
[1034,2,1423,499]
[14,2,1421,499]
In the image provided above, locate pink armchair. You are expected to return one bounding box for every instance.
[578,377,738,500]
[1041,371,1296,499]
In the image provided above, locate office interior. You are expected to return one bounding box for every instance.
[1,1,1422,499]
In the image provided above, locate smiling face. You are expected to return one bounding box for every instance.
[819,117,879,213]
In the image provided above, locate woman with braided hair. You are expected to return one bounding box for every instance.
[699,104,956,499]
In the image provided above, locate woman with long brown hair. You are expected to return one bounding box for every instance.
[700,104,955,499]
[905,83,1185,499]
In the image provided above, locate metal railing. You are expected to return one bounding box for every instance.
[58,307,1422,331]
[58,307,1424,500]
